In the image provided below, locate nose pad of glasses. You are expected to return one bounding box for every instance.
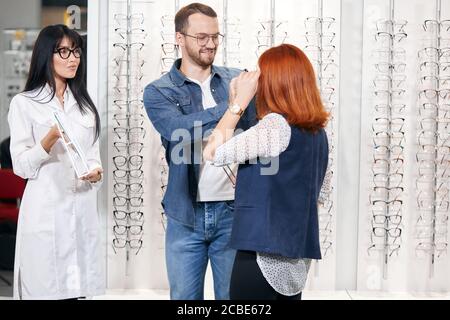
[204,37,218,48]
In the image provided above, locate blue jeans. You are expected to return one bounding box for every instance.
[165,201,236,300]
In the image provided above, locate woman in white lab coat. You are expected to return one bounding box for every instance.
[7,25,104,300]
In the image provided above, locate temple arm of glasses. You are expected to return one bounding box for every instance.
[222,165,236,188]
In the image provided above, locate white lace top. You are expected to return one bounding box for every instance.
[213,112,312,296]
[214,113,291,166]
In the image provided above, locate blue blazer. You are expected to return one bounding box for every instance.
[229,126,329,259]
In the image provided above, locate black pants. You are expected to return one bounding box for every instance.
[230,250,302,301]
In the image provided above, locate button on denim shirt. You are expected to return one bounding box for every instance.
[143,59,257,227]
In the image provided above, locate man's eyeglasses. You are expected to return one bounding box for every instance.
[181,33,224,46]
[54,47,82,59]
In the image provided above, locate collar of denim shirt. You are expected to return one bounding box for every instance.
[169,58,224,87]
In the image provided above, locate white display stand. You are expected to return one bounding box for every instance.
[358,0,450,292]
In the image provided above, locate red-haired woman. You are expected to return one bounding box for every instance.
[204,44,330,300]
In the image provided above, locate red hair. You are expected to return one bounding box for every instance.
[256,44,329,132]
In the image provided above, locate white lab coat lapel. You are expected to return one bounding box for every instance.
[64,86,79,113]
[33,84,78,113]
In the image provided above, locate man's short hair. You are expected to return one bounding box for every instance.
[175,3,218,33]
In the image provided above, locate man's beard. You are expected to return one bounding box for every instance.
[185,44,216,68]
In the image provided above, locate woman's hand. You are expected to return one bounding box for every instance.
[233,70,260,110]
[81,167,103,183]
[41,125,61,154]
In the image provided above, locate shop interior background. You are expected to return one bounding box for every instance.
[0,0,449,300]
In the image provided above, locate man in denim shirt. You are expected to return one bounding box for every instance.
[143,3,256,300]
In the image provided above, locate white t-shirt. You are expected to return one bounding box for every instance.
[188,75,237,202]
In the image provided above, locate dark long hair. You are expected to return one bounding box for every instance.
[24,24,100,141]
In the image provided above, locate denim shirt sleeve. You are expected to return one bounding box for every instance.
[143,84,228,143]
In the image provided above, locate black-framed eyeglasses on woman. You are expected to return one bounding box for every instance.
[54,47,82,59]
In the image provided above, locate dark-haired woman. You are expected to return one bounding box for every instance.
[8,25,104,300]
[204,44,330,300]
